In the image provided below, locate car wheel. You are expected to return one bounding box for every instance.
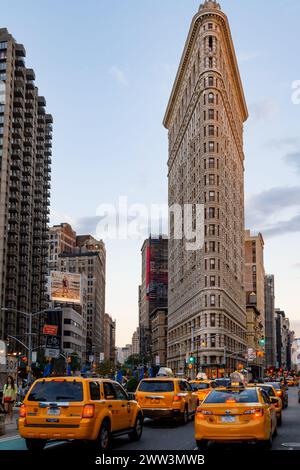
[260,433,273,450]
[196,440,207,451]
[277,414,282,426]
[97,420,111,451]
[25,439,46,452]
[129,413,143,442]
[180,406,189,425]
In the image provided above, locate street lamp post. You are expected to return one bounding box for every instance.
[1,307,61,383]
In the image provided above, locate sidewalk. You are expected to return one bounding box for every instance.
[0,411,19,440]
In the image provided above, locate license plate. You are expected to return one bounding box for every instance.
[150,399,160,404]
[47,408,61,416]
[221,416,235,423]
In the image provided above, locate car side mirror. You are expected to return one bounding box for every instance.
[270,397,278,403]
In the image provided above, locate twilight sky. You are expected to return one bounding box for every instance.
[2,0,300,345]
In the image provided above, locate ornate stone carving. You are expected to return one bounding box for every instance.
[199,0,221,11]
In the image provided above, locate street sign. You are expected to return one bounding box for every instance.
[45,348,60,359]
[100,352,104,362]
[32,351,37,363]
[0,340,6,365]
[247,348,256,362]
[43,324,58,336]
[46,335,60,350]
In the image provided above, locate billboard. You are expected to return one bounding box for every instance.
[43,324,58,336]
[50,271,81,304]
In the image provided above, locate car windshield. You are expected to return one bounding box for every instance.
[191,383,210,390]
[27,381,83,402]
[214,379,230,387]
[269,382,281,390]
[204,389,258,404]
[260,386,276,397]
[138,381,174,392]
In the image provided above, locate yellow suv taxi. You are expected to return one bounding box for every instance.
[248,383,282,426]
[135,377,197,424]
[19,377,143,451]
[195,382,277,450]
[190,380,214,404]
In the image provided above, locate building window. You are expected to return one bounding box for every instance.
[208,93,214,104]
[211,314,216,327]
[208,77,214,87]
[208,207,215,219]
[208,109,214,120]
[208,125,214,136]
[210,295,216,307]
[208,23,213,30]
[0,42,7,50]
[208,191,215,202]
[208,141,214,152]
[208,174,215,185]
[210,258,216,270]
[210,276,216,287]
[208,36,213,51]
[208,157,215,168]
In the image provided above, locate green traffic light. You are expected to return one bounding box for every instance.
[189,356,195,364]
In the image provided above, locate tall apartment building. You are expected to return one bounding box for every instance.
[244,230,265,376]
[48,223,76,271]
[104,313,116,363]
[57,236,106,361]
[0,29,52,352]
[139,236,168,361]
[164,1,248,376]
[275,309,290,369]
[131,327,140,355]
[264,274,276,368]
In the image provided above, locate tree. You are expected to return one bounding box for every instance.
[124,354,143,367]
[96,360,115,377]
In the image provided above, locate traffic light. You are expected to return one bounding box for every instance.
[189,356,195,364]
[259,337,265,347]
[188,363,193,370]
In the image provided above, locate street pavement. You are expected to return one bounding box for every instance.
[0,388,299,451]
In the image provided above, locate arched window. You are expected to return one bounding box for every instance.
[208,92,214,103]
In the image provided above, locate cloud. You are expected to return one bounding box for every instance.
[284,152,300,175]
[246,186,300,238]
[109,66,128,86]
[249,98,279,121]
[261,213,300,238]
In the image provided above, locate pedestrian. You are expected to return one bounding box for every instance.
[2,376,18,424]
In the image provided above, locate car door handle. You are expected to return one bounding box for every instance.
[107,405,112,408]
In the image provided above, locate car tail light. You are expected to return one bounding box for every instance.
[82,404,95,418]
[196,409,213,419]
[244,408,264,418]
[277,390,283,397]
[173,395,182,402]
[19,404,27,418]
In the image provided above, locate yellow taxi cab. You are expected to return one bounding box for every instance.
[135,377,198,424]
[287,376,298,387]
[248,383,283,426]
[195,382,277,450]
[190,380,214,404]
[19,376,143,451]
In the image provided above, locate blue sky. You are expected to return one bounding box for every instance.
[2,0,300,345]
